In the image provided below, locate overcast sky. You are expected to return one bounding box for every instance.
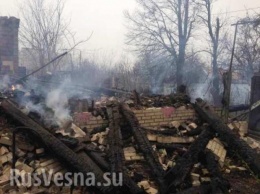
[0,0,260,59]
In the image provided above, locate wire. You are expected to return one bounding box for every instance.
[212,6,260,16]
[15,52,68,83]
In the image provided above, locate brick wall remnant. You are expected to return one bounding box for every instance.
[73,107,218,132]
[133,107,196,128]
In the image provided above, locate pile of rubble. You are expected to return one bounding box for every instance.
[128,93,190,108]
[0,90,260,194]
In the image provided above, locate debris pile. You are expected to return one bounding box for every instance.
[0,89,259,194]
[128,93,190,108]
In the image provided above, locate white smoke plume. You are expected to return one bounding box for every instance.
[45,80,72,127]
[0,75,11,90]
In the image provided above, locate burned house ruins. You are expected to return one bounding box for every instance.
[0,1,260,194]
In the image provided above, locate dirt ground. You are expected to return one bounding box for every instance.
[224,171,260,194]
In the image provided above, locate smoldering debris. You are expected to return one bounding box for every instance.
[0,82,259,194]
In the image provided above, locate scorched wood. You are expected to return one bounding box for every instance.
[120,103,167,193]
[203,149,230,193]
[106,102,143,194]
[194,99,260,176]
[164,127,214,193]
[107,102,125,174]
[0,99,114,193]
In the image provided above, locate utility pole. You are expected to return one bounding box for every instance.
[222,19,260,123]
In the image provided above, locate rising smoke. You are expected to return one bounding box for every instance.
[45,80,72,127]
[0,75,92,128]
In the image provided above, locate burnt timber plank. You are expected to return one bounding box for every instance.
[194,99,260,176]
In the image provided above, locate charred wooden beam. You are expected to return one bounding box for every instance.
[75,143,143,194]
[164,127,214,193]
[142,127,178,136]
[229,104,250,112]
[90,126,108,135]
[74,144,110,172]
[194,99,260,176]
[132,90,142,107]
[0,99,114,193]
[120,103,167,193]
[203,149,230,194]
[87,151,110,172]
[106,102,144,194]
[184,127,203,136]
[107,102,124,173]
[155,143,189,152]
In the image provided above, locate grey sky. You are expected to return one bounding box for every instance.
[0,0,260,59]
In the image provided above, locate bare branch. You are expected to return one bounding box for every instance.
[125,0,200,86]
[18,0,90,75]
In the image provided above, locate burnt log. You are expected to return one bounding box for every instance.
[202,149,230,194]
[106,102,144,194]
[87,151,110,172]
[164,127,214,193]
[229,104,250,112]
[74,144,110,172]
[194,99,260,176]
[184,127,203,136]
[132,90,142,107]
[142,127,178,136]
[155,143,189,153]
[55,133,79,148]
[90,125,108,135]
[119,103,167,193]
[107,103,125,173]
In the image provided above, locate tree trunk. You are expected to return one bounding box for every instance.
[177,39,186,87]
[212,46,221,106]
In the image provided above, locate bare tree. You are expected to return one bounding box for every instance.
[133,51,173,93]
[184,50,208,86]
[234,14,260,80]
[113,57,135,91]
[19,0,75,75]
[254,14,260,27]
[198,0,227,105]
[125,0,200,87]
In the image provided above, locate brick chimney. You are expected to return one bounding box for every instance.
[0,16,20,75]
